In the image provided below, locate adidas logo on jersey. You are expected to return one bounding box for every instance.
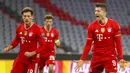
[95,29,99,32]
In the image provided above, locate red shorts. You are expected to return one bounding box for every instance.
[11,58,28,73]
[27,61,39,73]
[27,54,40,73]
[39,51,55,70]
[11,55,40,73]
[89,56,117,73]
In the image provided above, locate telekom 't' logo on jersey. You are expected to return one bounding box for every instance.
[96,34,103,41]
[20,37,25,44]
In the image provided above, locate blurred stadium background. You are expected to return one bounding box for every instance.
[0,0,130,73]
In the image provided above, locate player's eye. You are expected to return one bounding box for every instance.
[28,15,31,17]
[23,15,27,17]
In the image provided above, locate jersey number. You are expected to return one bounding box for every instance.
[49,56,55,60]
[112,60,116,66]
[27,69,33,73]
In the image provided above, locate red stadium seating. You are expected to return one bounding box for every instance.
[34,0,89,28]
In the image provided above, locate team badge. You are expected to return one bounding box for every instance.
[24,31,27,36]
[29,32,33,36]
[51,33,54,37]
[47,32,50,36]
[101,28,105,33]
[107,27,112,32]
[41,32,44,37]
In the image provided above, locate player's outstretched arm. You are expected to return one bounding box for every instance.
[114,22,123,60]
[75,60,84,71]
[114,21,128,71]
[3,45,13,53]
[75,39,93,71]
[3,34,20,53]
[75,24,93,71]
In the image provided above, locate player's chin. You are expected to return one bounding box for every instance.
[25,22,30,25]
[96,18,100,21]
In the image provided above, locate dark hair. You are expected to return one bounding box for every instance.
[44,14,54,20]
[95,3,107,12]
[21,7,33,15]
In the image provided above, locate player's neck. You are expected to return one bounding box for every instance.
[44,25,52,32]
[98,17,108,25]
[24,22,34,29]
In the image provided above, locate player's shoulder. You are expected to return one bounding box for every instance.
[32,24,43,33]
[17,23,23,28]
[33,23,41,28]
[88,20,97,29]
[16,23,24,31]
[52,27,59,32]
[90,20,97,25]
[39,26,44,32]
[89,20,97,26]
[108,18,119,24]
[40,26,45,32]
[108,18,120,27]
[40,26,44,29]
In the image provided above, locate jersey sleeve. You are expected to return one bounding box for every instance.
[113,21,123,60]
[54,29,60,44]
[34,26,45,53]
[87,24,93,40]
[10,27,20,48]
[114,21,121,36]
[80,24,93,60]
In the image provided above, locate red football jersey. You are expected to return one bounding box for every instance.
[41,26,59,54]
[11,23,45,64]
[81,18,123,60]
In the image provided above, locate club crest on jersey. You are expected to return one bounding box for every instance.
[101,28,105,33]
[29,32,33,36]
[24,31,27,36]
[51,33,54,37]
[107,27,112,32]
[41,32,44,37]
